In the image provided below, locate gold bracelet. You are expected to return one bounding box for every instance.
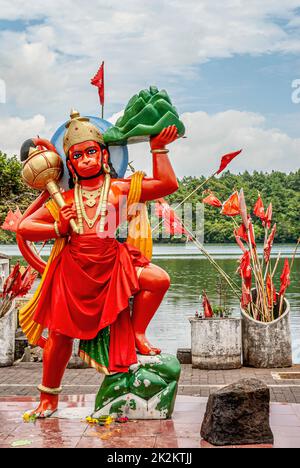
[53,221,61,238]
[151,149,169,154]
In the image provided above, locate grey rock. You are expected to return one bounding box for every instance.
[201,378,274,446]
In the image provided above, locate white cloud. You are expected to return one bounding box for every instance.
[0,1,300,174]
[127,110,300,177]
[0,114,52,156]
[1,0,300,120]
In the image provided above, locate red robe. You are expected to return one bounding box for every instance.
[33,234,149,373]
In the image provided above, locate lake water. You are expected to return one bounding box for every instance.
[1,243,299,363]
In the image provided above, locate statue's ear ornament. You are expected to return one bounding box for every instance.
[102,149,111,174]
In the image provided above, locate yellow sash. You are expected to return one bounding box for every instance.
[19,173,152,345]
[126,171,153,260]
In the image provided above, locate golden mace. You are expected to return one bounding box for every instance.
[21,139,78,234]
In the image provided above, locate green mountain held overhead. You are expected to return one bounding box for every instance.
[103,86,185,145]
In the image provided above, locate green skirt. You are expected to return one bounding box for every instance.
[79,327,111,375]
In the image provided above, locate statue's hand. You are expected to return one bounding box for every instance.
[150,125,178,151]
[57,204,76,236]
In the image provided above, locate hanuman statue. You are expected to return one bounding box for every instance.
[17,103,180,418]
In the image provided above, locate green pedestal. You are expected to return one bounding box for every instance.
[92,354,181,420]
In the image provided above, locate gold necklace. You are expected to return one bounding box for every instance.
[78,185,104,229]
[81,187,102,207]
[74,175,111,233]
[74,181,83,234]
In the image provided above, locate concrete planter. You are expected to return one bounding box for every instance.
[241,298,292,368]
[189,317,242,370]
[0,301,16,367]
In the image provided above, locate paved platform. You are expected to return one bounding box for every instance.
[0,395,299,448]
[1,363,300,403]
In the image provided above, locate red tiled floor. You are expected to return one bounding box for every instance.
[76,436,157,449]
[155,437,201,448]
[0,395,300,448]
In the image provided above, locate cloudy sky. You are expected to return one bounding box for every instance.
[0,0,300,176]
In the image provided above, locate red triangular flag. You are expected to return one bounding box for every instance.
[202,193,222,208]
[236,220,256,248]
[216,150,242,175]
[279,259,291,296]
[202,291,214,318]
[91,61,104,107]
[263,203,273,229]
[221,191,240,217]
[1,210,21,233]
[253,195,265,221]
[241,283,252,310]
[238,251,252,289]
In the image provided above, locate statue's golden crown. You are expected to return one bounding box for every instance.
[63,109,104,156]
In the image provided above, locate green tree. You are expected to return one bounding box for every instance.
[0,152,36,244]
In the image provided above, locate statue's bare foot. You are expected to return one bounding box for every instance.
[24,393,58,419]
[135,333,161,356]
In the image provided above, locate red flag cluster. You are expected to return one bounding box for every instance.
[1,263,37,319]
[1,263,37,300]
[1,208,22,232]
[203,186,294,320]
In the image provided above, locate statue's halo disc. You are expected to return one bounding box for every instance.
[51,116,129,191]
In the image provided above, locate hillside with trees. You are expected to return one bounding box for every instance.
[167,170,300,243]
[0,151,299,244]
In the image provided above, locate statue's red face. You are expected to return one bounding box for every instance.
[68,140,103,178]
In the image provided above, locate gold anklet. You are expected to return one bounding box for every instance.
[37,384,62,395]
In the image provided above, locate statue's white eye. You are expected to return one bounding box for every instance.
[87,148,97,155]
[73,152,82,159]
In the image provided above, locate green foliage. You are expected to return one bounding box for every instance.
[212,305,233,318]
[0,152,36,244]
[167,170,300,244]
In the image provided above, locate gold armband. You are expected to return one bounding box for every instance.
[150,149,169,154]
[53,221,61,238]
